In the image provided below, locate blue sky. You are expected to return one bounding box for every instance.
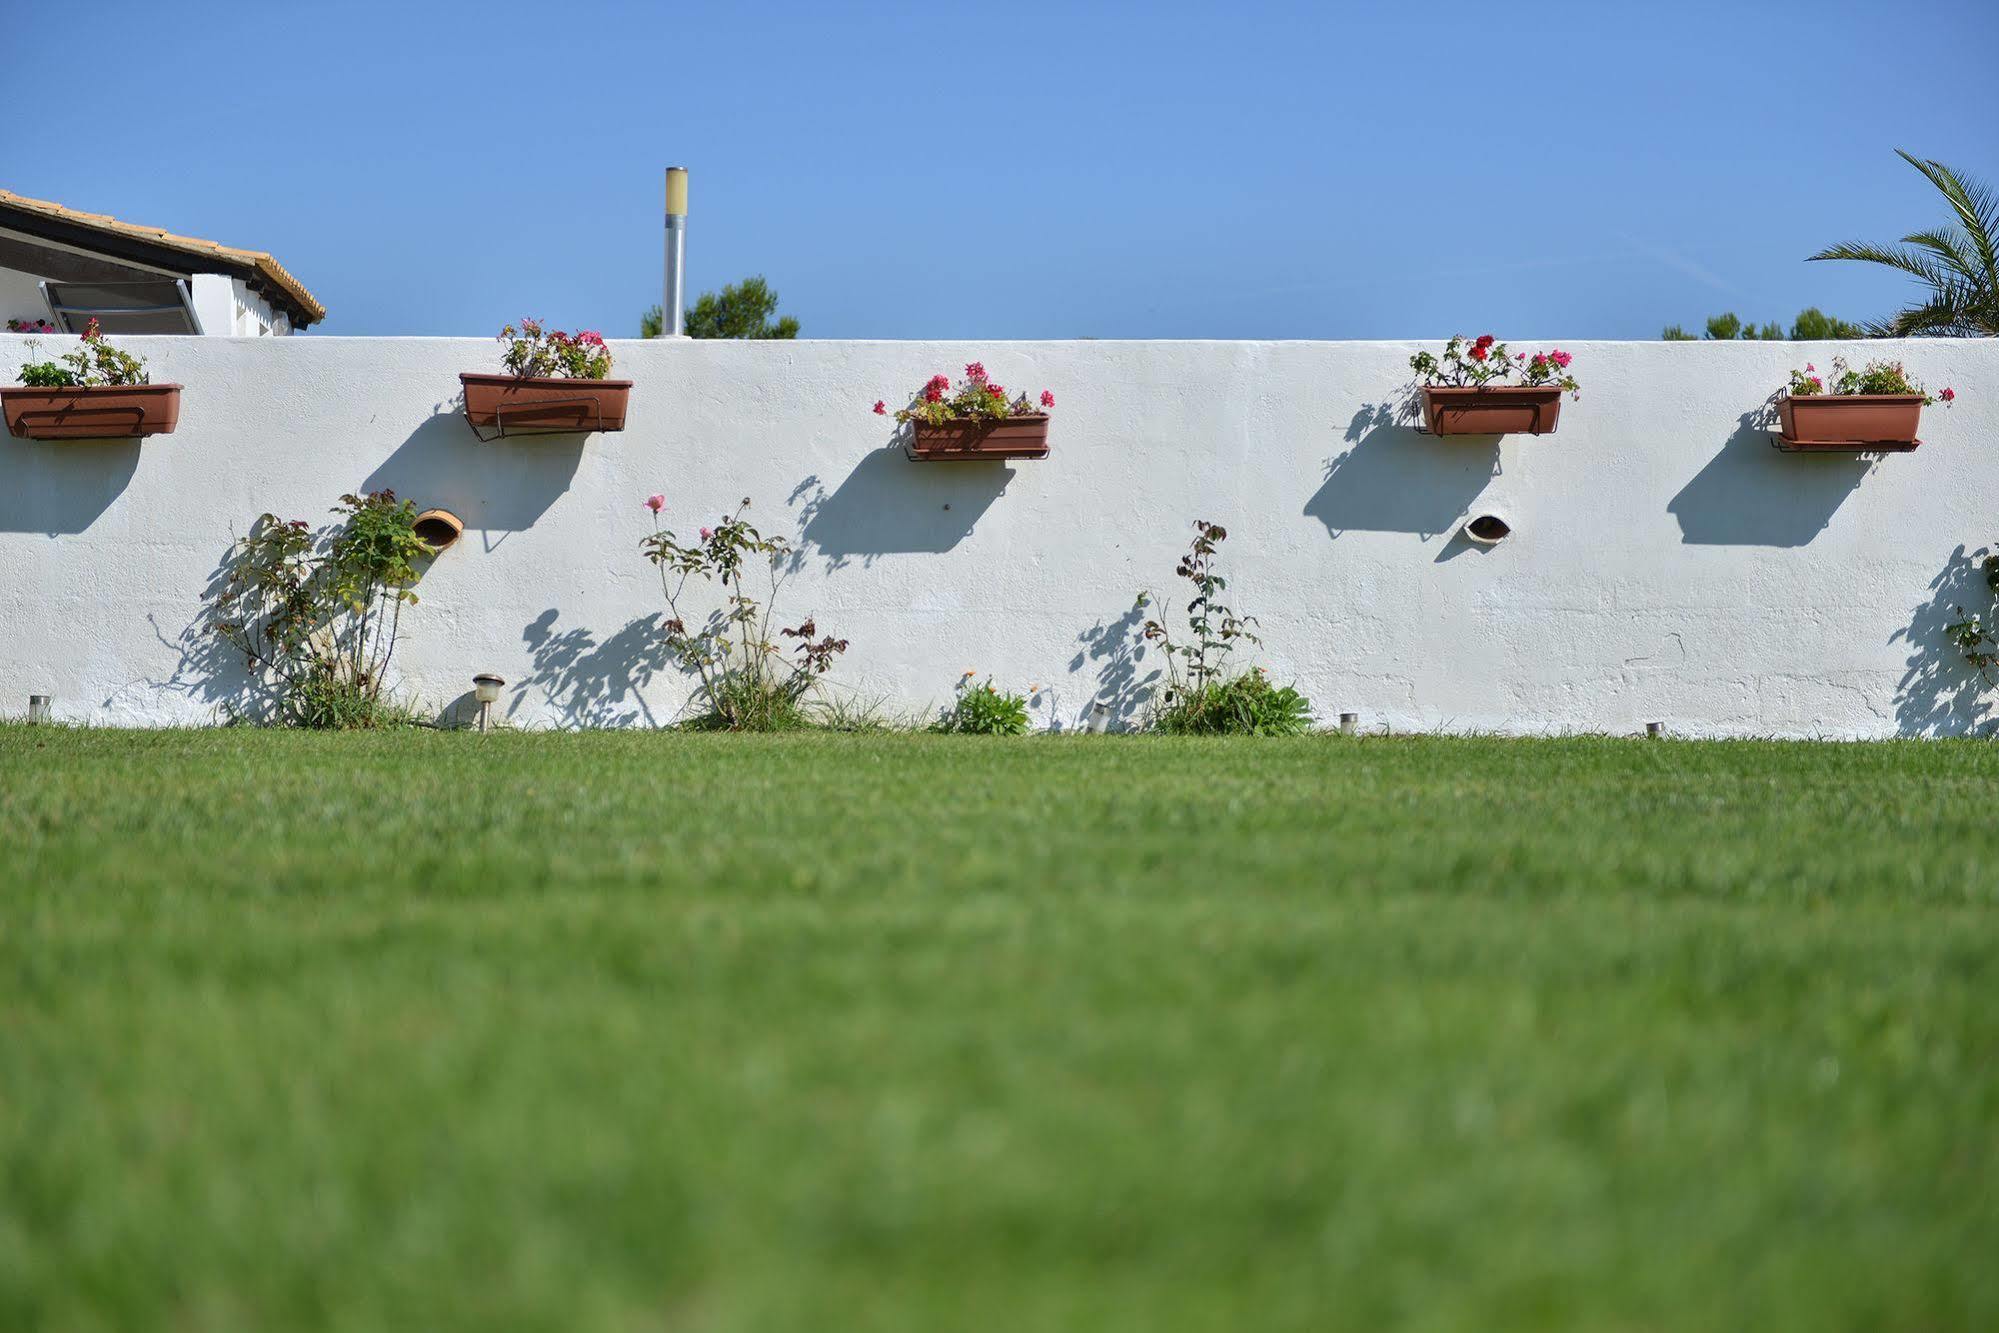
[12,0,1996,339]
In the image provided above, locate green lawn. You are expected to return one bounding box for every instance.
[2,727,1996,1332]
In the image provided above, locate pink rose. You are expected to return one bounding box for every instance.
[872,400,886,415]
[645,493,665,513]
[1040,390,1055,408]
[699,526,713,541]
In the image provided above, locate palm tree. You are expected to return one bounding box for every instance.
[1809,150,1999,337]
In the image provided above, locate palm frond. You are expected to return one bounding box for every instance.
[1810,153,1999,336]
[1896,149,1999,291]
[1807,240,1954,286]
[1899,228,1981,283]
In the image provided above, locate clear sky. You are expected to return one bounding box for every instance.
[12,0,1997,339]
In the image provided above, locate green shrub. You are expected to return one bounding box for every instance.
[206,491,431,729]
[1151,671,1312,736]
[642,496,848,732]
[934,676,1031,735]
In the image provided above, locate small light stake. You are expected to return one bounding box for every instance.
[28,695,51,725]
[1339,712,1358,735]
[473,674,505,733]
[1646,721,1664,739]
[1084,701,1112,734]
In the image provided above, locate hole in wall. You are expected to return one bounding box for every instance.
[414,508,465,551]
[1464,514,1511,545]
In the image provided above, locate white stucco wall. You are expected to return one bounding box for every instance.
[0,264,54,322]
[2,335,1995,735]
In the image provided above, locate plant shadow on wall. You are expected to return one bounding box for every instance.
[359,406,586,549]
[1667,402,1870,547]
[1891,545,1999,737]
[513,609,672,728]
[1067,602,1162,731]
[0,438,141,534]
[1303,402,1501,540]
[789,438,1013,571]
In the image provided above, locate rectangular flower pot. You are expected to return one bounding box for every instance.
[2,383,182,440]
[908,414,1050,460]
[1776,394,1923,451]
[1420,386,1564,436]
[459,373,632,436]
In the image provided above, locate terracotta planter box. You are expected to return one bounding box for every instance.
[908,414,1050,460]
[1776,394,1923,451]
[1420,386,1564,436]
[459,373,632,436]
[2,383,182,440]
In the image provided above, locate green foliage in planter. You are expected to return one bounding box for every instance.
[13,319,149,388]
[933,677,1031,735]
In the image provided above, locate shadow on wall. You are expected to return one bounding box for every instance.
[132,543,271,721]
[790,445,1012,570]
[1891,545,1999,737]
[1305,403,1499,539]
[0,438,141,534]
[513,609,674,728]
[1668,410,1870,547]
[1064,601,1161,731]
[361,408,586,547]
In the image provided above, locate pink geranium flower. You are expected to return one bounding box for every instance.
[645,493,665,513]
[964,361,987,382]
[1940,387,1956,402]
[1040,390,1055,408]
[872,400,886,415]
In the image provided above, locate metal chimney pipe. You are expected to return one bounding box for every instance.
[663,167,688,338]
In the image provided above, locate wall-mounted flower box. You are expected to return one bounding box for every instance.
[3,383,183,440]
[1420,386,1564,436]
[1409,335,1578,437]
[1772,358,1951,453]
[1776,395,1924,452]
[6,319,177,439]
[877,363,1055,462]
[909,414,1051,460]
[462,320,630,439]
[459,373,632,437]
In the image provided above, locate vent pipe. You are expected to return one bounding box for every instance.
[663,167,688,338]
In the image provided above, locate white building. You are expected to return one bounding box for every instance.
[0,188,323,336]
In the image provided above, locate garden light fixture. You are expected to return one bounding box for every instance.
[28,694,51,724]
[473,674,505,733]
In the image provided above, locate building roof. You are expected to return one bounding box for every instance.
[0,188,326,328]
